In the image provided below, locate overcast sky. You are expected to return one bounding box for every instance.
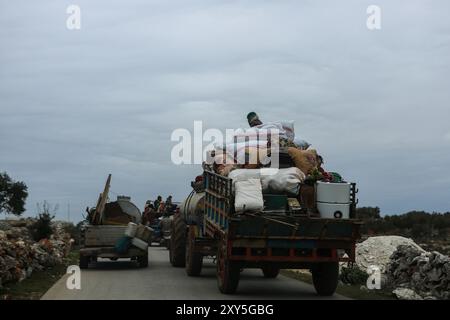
[1,0,449,222]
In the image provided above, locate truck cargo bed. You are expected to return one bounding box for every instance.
[82,225,127,247]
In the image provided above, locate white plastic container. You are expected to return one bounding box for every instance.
[317,202,350,219]
[124,222,138,238]
[131,237,149,251]
[316,181,351,204]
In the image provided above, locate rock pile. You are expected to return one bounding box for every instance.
[0,219,71,288]
[355,236,449,300]
[356,236,425,273]
[387,245,450,300]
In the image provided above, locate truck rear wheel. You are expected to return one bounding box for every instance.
[217,239,240,294]
[170,214,186,267]
[137,253,148,268]
[261,266,280,278]
[185,226,203,276]
[79,253,89,269]
[165,238,170,250]
[311,262,339,296]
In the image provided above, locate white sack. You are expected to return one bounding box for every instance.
[234,179,264,213]
[228,169,262,183]
[230,121,296,142]
[260,167,305,195]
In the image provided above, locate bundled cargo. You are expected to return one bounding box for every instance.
[287,147,320,175]
[261,167,305,196]
[134,224,152,243]
[228,167,305,196]
[204,115,353,220]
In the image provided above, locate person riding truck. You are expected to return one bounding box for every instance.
[247,111,262,127]
[165,195,173,213]
[154,196,162,211]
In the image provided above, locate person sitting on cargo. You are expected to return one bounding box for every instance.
[157,201,165,216]
[142,200,154,225]
[154,196,162,211]
[165,195,173,212]
[247,111,262,127]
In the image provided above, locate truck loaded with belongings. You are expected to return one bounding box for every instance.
[79,174,152,268]
[170,115,362,295]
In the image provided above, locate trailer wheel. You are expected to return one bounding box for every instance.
[217,239,240,294]
[311,262,339,296]
[79,253,89,269]
[185,226,203,276]
[165,238,171,250]
[170,214,186,267]
[261,266,280,278]
[137,253,149,268]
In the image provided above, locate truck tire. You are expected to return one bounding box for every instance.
[261,266,280,278]
[311,262,339,296]
[165,238,170,250]
[217,239,240,294]
[79,253,89,269]
[185,226,203,276]
[137,253,149,268]
[170,214,186,267]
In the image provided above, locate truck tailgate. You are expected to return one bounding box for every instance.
[83,225,127,247]
[231,215,361,241]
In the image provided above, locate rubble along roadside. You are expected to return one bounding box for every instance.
[0,218,74,299]
[285,235,449,300]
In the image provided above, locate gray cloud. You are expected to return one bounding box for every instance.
[1,0,449,221]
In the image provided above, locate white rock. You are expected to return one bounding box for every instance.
[356,236,425,273]
[393,288,423,300]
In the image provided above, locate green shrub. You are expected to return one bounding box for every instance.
[31,201,56,241]
[340,265,368,285]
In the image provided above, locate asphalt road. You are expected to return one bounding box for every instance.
[42,246,347,300]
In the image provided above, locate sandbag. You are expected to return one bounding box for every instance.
[228,169,261,183]
[229,168,303,191]
[261,167,305,196]
[288,147,319,175]
[234,179,264,213]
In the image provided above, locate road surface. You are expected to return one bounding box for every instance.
[42,246,347,300]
